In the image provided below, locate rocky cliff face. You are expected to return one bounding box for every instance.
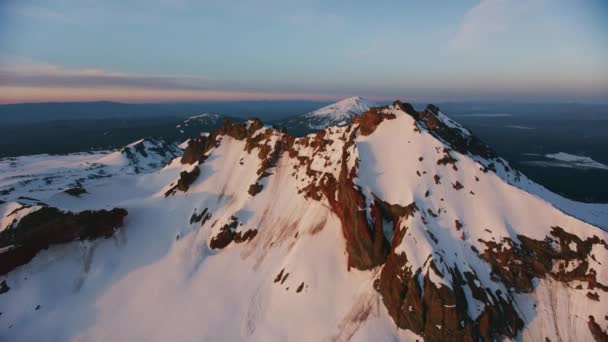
[0,205,127,275]
[163,102,607,341]
[0,102,606,341]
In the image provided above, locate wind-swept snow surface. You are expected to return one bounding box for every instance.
[0,102,606,341]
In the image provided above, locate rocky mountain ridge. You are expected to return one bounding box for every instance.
[0,101,606,341]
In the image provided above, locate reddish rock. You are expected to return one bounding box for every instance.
[455,220,463,231]
[378,249,523,341]
[352,107,396,136]
[308,129,390,270]
[480,226,608,292]
[181,136,210,165]
[209,216,258,249]
[452,181,464,191]
[274,268,285,283]
[248,183,263,196]
[0,206,127,275]
[406,104,498,161]
[588,315,608,342]
[165,166,201,196]
[434,175,441,184]
[281,272,289,284]
[437,148,458,168]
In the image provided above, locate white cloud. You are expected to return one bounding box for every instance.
[450,0,538,51]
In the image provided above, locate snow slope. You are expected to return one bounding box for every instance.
[428,108,608,231]
[0,103,606,341]
[0,138,179,206]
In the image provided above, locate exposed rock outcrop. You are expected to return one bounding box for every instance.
[588,315,608,342]
[377,241,523,341]
[480,226,608,292]
[0,207,127,275]
[181,136,210,165]
[209,216,258,249]
[63,186,87,197]
[352,107,396,136]
[165,166,201,196]
[299,128,388,269]
[0,280,9,294]
[400,102,497,160]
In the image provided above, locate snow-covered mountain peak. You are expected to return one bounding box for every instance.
[1,101,607,341]
[176,112,224,136]
[183,112,222,123]
[276,96,375,133]
[304,96,374,120]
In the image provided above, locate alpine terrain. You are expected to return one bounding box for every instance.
[0,101,607,341]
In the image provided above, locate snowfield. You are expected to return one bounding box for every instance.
[0,100,606,341]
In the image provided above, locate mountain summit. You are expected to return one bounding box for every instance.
[304,96,374,122]
[276,96,375,134]
[175,113,224,136]
[0,102,607,341]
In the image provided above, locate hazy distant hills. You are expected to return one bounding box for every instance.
[2,100,608,127]
[0,100,332,126]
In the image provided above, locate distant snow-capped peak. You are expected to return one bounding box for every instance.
[304,96,374,120]
[176,113,224,135]
[278,96,375,132]
[177,113,223,128]
[183,113,222,123]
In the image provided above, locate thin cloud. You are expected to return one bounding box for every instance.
[6,63,127,77]
[0,61,356,103]
[450,0,535,51]
[0,60,387,97]
[0,62,233,91]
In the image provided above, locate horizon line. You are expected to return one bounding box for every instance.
[1,98,607,106]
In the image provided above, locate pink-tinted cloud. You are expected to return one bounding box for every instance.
[0,86,352,104]
[0,62,357,103]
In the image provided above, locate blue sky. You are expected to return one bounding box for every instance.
[0,0,607,103]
